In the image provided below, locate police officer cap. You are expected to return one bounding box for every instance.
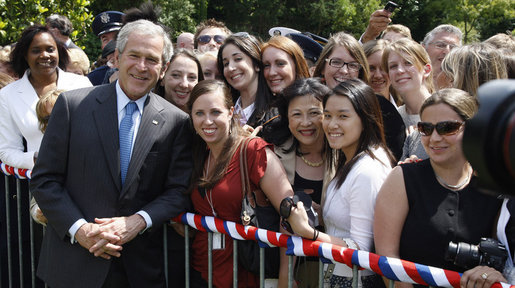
[92,11,124,37]
[287,33,324,63]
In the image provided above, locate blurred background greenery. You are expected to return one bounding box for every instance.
[1,0,513,62]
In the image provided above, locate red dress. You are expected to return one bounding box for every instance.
[191,138,271,288]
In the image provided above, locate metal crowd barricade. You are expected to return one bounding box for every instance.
[174,212,515,288]
[2,162,514,288]
[1,162,39,288]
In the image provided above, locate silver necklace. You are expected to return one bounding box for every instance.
[435,165,472,190]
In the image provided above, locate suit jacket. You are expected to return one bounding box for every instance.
[0,68,92,169]
[30,82,193,288]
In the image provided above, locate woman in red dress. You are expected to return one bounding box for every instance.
[187,79,294,287]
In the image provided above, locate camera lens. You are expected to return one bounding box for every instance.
[463,80,515,194]
[445,241,459,262]
[447,241,481,269]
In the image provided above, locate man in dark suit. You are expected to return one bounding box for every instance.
[30,19,192,288]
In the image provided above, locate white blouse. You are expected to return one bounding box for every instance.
[0,68,91,169]
[322,147,392,276]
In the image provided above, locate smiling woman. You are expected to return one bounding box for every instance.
[268,78,332,287]
[0,25,91,170]
[0,25,92,287]
[312,32,370,89]
[261,36,310,94]
[155,49,204,112]
[286,79,395,288]
[374,88,504,288]
[186,79,293,288]
[217,33,273,128]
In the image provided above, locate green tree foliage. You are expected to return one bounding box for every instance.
[392,0,514,43]
[154,0,196,39]
[0,0,93,47]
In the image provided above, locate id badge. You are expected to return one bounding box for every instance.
[213,233,225,250]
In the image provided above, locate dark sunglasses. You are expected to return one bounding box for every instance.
[417,120,464,136]
[197,35,226,45]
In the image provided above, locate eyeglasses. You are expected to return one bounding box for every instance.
[417,120,464,136]
[197,35,226,45]
[429,41,458,50]
[325,58,361,72]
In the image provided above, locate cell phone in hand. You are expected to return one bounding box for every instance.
[384,1,399,13]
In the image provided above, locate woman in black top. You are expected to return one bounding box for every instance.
[374,88,505,287]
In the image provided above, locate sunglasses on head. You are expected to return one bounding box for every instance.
[417,120,464,136]
[197,35,226,45]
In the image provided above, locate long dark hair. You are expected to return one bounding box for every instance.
[186,79,250,192]
[10,25,69,78]
[324,79,395,188]
[217,33,273,127]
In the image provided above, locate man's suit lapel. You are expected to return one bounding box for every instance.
[92,83,122,192]
[121,93,165,198]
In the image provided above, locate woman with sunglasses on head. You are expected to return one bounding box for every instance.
[374,88,504,288]
[187,80,293,288]
[286,79,395,288]
[218,33,274,128]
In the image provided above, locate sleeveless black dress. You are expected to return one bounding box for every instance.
[399,159,502,277]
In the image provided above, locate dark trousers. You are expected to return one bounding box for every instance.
[102,257,130,288]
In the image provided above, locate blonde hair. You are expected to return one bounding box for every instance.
[363,39,402,105]
[441,43,507,96]
[36,89,63,132]
[313,32,370,84]
[383,24,412,39]
[67,49,90,75]
[420,88,478,121]
[382,38,434,93]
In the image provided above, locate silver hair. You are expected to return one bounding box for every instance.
[422,24,463,46]
[116,19,173,63]
[45,14,73,36]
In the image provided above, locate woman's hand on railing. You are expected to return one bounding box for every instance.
[460,265,507,288]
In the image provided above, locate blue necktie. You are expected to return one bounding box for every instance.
[120,102,138,185]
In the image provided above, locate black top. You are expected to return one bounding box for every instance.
[376,94,405,162]
[399,159,502,275]
[293,171,323,205]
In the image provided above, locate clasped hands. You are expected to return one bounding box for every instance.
[75,214,146,260]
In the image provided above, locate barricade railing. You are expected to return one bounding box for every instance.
[1,162,513,288]
[173,213,515,288]
[1,162,37,288]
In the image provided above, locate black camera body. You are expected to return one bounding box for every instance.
[445,238,508,272]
